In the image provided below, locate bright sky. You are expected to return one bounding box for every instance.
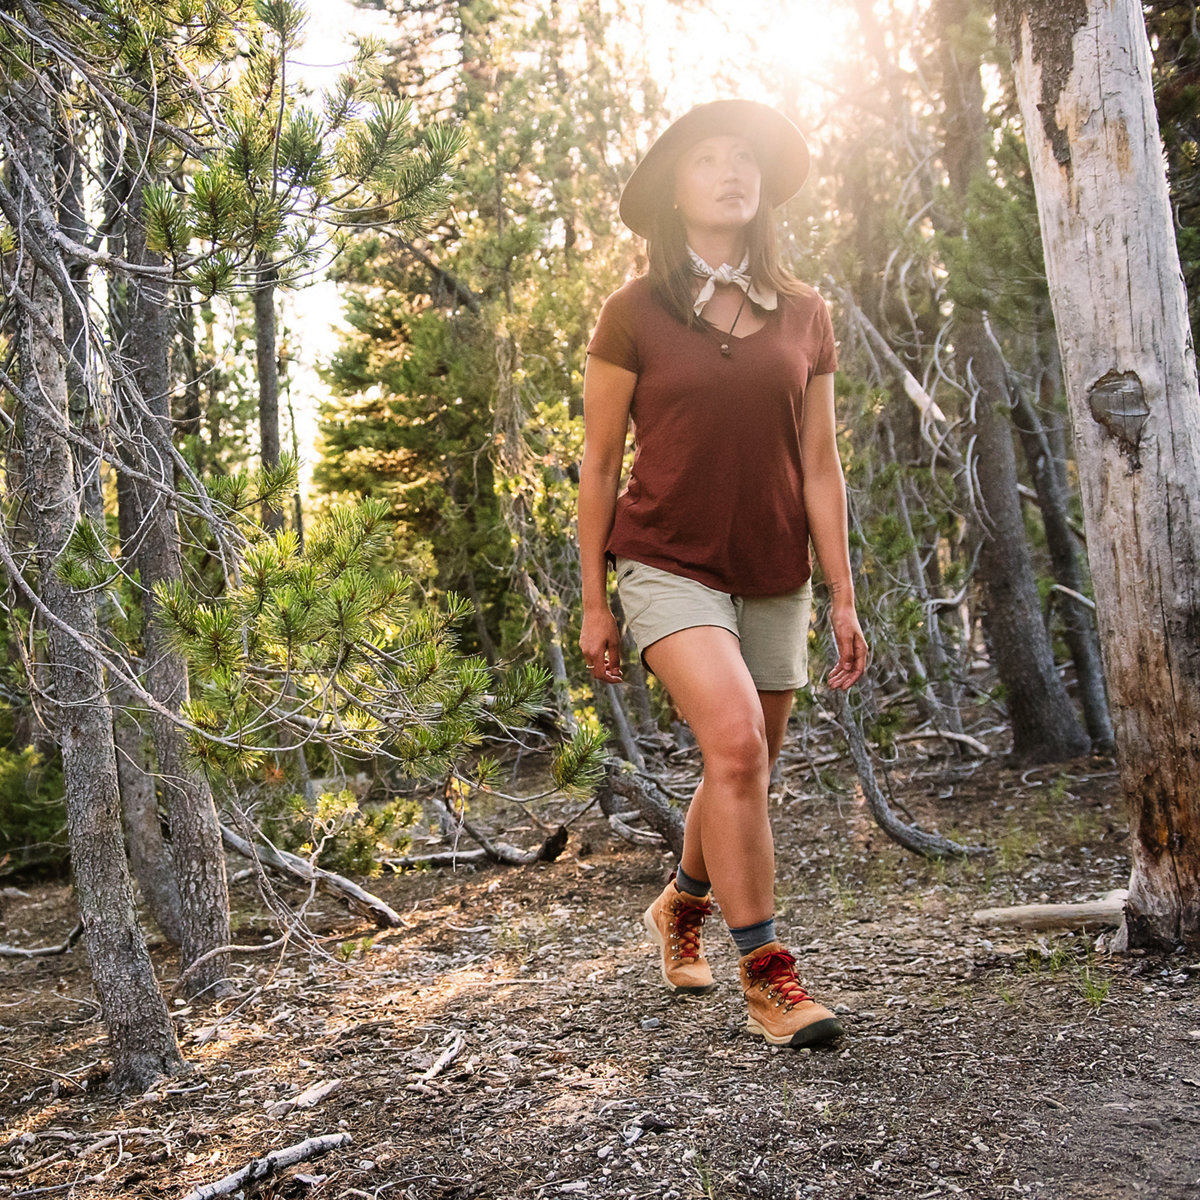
[282,1,389,495]
[638,0,858,119]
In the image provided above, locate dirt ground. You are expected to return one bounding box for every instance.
[2,748,1199,1200]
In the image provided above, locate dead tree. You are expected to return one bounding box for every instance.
[999,0,1200,948]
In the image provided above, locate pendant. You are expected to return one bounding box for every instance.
[720,344,732,357]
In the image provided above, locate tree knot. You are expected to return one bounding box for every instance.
[1087,369,1148,462]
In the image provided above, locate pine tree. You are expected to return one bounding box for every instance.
[0,0,474,1087]
[319,0,655,701]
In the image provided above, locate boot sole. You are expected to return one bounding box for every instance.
[746,1015,844,1048]
[642,907,717,995]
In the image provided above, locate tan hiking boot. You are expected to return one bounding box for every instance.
[739,941,843,1047]
[643,880,716,995]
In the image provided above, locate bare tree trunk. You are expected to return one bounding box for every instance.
[253,252,286,532]
[5,76,186,1090]
[939,0,1090,764]
[123,184,232,994]
[1012,372,1114,751]
[111,686,184,946]
[609,589,656,735]
[962,317,1090,761]
[492,332,577,730]
[177,287,204,455]
[999,0,1200,949]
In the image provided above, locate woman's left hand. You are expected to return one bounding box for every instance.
[826,604,868,690]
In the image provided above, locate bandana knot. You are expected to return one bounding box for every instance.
[687,247,778,317]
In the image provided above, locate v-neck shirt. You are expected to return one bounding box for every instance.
[586,274,838,596]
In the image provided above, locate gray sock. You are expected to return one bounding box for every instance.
[674,864,710,898]
[729,918,776,956]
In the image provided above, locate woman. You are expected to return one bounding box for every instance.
[578,100,868,1049]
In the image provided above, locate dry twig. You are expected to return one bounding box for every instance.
[179,1132,352,1200]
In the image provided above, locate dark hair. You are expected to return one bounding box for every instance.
[646,191,807,327]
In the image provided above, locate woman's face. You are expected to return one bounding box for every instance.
[672,135,762,236]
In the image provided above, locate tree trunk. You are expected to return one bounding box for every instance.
[123,183,232,993]
[1012,373,1114,751]
[6,75,186,1090]
[253,252,286,531]
[962,316,1090,762]
[492,331,577,730]
[112,687,184,946]
[998,0,1200,949]
[939,0,1090,763]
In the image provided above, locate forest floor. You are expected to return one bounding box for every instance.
[2,742,1199,1200]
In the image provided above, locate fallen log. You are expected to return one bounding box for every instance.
[831,693,986,860]
[180,1132,352,1200]
[974,890,1128,932]
[220,824,403,927]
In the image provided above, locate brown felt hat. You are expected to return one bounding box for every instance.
[618,100,810,239]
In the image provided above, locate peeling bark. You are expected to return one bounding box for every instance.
[1003,0,1200,948]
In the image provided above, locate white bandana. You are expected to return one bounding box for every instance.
[687,247,778,316]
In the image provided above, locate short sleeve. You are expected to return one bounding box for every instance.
[813,295,838,376]
[587,289,640,374]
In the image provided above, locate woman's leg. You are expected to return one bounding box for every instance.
[758,689,796,768]
[644,625,777,929]
[679,686,795,887]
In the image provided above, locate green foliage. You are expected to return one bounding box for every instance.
[159,491,605,794]
[318,0,650,674]
[0,740,67,878]
[550,720,608,797]
[57,518,119,590]
[258,785,421,877]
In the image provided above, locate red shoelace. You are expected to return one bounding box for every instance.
[746,948,813,1009]
[669,896,712,963]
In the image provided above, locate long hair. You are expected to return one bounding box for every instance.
[646,197,807,327]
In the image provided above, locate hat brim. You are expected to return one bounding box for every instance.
[619,100,811,239]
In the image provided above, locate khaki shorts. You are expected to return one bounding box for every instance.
[614,556,813,691]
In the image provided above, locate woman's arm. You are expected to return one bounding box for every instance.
[578,355,638,683]
[801,372,868,690]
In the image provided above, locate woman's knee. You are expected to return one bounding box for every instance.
[701,722,769,786]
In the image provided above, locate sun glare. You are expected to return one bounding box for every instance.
[635,0,859,122]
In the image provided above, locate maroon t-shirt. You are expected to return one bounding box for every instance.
[586,275,838,596]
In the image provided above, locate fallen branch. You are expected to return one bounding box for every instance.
[219,824,402,927]
[0,922,83,958]
[407,1032,465,1094]
[831,693,986,859]
[597,761,685,859]
[606,811,666,848]
[894,728,991,756]
[384,847,489,869]
[974,890,1128,932]
[265,1079,343,1118]
[180,1132,352,1200]
[430,791,569,866]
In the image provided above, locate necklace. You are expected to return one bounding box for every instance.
[710,290,749,358]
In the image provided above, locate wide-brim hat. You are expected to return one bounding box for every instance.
[619,100,810,239]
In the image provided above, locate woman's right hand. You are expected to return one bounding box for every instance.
[580,608,624,683]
